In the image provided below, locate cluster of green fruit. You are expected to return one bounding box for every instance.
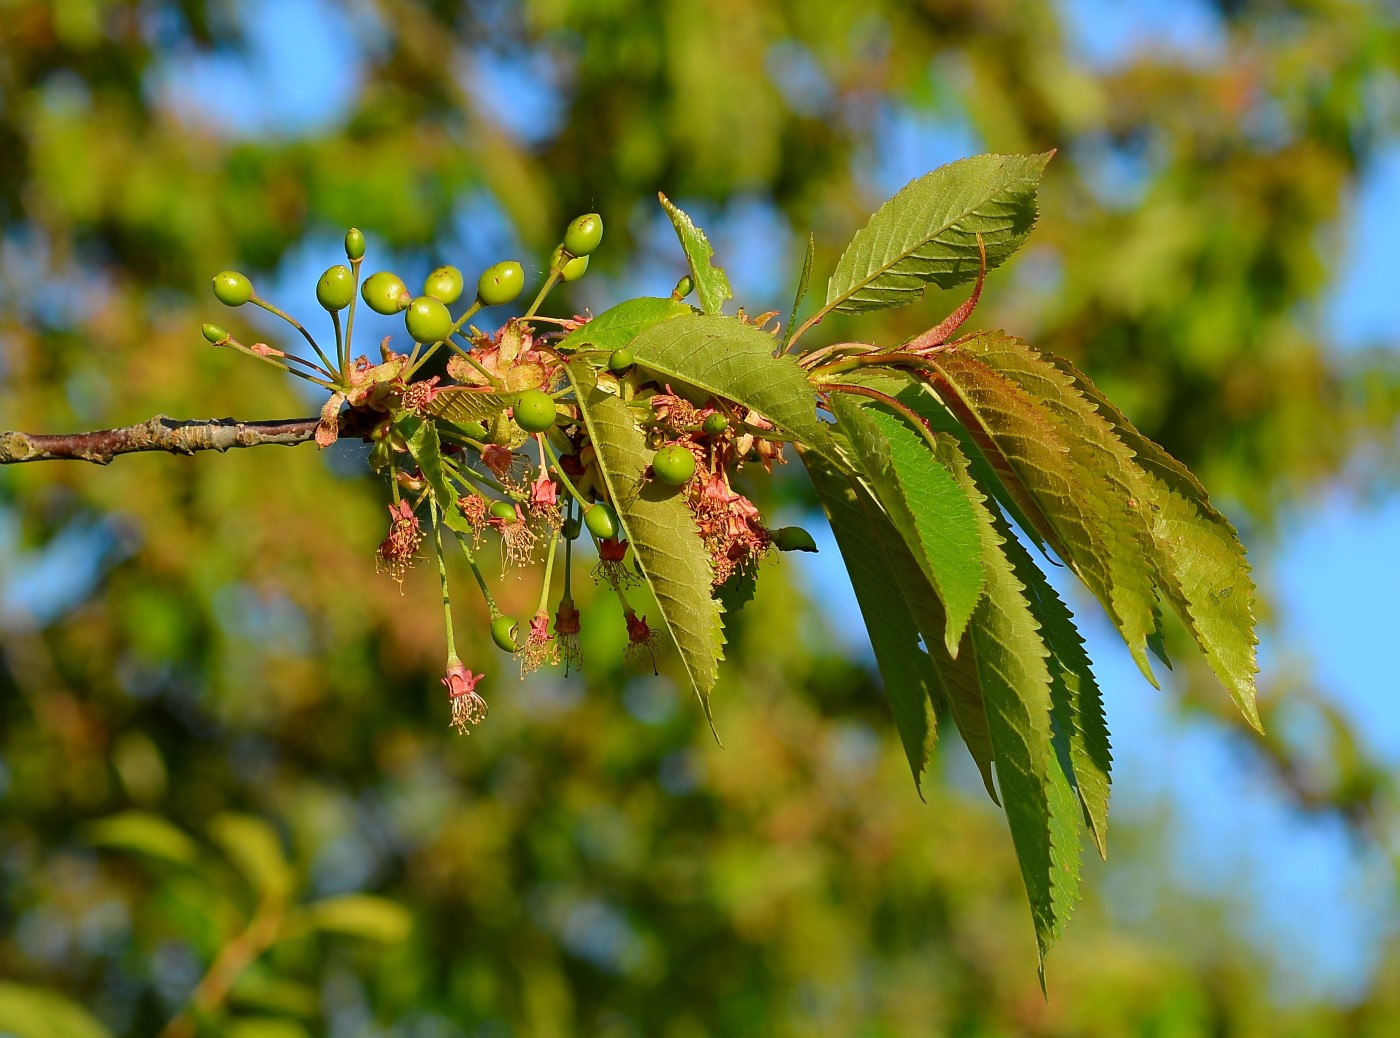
[200,212,808,733]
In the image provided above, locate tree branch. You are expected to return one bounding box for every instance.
[0,415,326,465]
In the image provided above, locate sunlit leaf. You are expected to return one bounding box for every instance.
[659,194,733,315]
[294,893,414,943]
[0,982,114,1038]
[824,152,1050,315]
[566,361,725,721]
[555,296,694,355]
[628,313,835,455]
[84,810,200,866]
[208,813,294,903]
[782,232,815,348]
[830,395,985,652]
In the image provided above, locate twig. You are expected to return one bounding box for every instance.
[0,415,327,465]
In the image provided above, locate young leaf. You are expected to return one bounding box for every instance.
[805,449,998,799]
[627,313,836,456]
[1002,520,1113,859]
[824,152,1050,317]
[828,394,985,652]
[1037,353,1260,728]
[565,361,726,720]
[659,193,733,316]
[399,416,478,543]
[555,296,694,355]
[421,388,509,426]
[925,341,1160,685]
[782,232,815,349]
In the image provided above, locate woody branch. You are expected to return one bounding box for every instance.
[0,415,329,465]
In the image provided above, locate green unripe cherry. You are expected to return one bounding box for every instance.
[316,264,355,311]
[201,323,229,344]
[477,261,524,306]
[405,295,453,343]
[362,271,412,315]
[672,274,694,300]
[584,503,619,540]
[489,500,520,523]
[652,444,696,486]
[773,526,819,552]
[212,271,253,307]
[702,413,729,436]
[424,265,465,305]
[551,246,588,283]
[513,389,557,433]
[491,615,520,653]
[344,228,366,261]
[607,348,634,374]
[562,213,603,257]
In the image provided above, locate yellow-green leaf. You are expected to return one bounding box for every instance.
[83,810,200,866]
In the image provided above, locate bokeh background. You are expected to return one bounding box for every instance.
[2,1,1399,1034]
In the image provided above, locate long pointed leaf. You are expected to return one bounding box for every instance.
[565,362,725,718]
[782,232,815,349]
[825,153,1050,316]
[659,194,733,316]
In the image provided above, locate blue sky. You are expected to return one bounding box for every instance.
[6,0,1400,1004]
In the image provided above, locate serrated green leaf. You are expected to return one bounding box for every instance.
[950,333,1162,685]
[782,232,815,349]
[399,416,478,543]
[715,570,757,615]
[0,982,115,1038]
[565,361,725,720]
[659,194,733,315]
[829,395,985,653]
[208,813,293,903]
[1003,523,1112,859]
[1038,353,1259,728]
[294,894,413,943]
[804,450,997,799]
[556,296,694,354]
[420,387,509,426]
[627,313,835,456]
[926,340,1161,685]
[83,810,200,866]
[964,491,1078,974]
[824,153,1049,316]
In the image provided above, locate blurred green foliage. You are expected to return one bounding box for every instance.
[1,0,1398,1034]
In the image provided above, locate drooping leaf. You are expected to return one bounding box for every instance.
[782,232,815,349]
[208,813,294,903]
[805,449,997,799]
[963,485,1079,975]
[400,415,479,543]
[83,810,201,866]
[565,361,725,720]
[627,313,835,456]
[1002,521,1113,859]
[421,387,509,426]
[1038,352,1259,728]
[824,152,1050,316]
[0,983,115,1038]
[555,296,694,355]
[829,394,985,652]
[947,332,1162,684]
[925,340,1160,685]
[659,194,733,315]
[293,894,414,943]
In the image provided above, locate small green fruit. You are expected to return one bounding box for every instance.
[424,265,465,305]
[562,213,603,257]
[773,526,819,552]
[405,295,453,343]
[344,228,366,261]
[477,261,524,306]
[672,274,694,300]
[489,500,519,523]
[551,246,588,283]
[652,444,696,486]
[562,512,582,539]
[607,348,634,374]
[212,271,253,307]
[584,503,619,540]
[491,615,520,653]
[701,413,729,436]
[362,271,411,315]
[513,389,557,433]
[316,264,355,311]
[201,323,229,344]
